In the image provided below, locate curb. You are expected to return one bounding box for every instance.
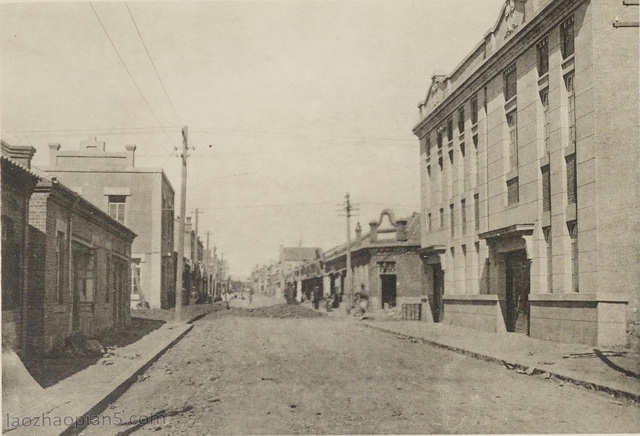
[362,322,640,403]
[61,324,194,436]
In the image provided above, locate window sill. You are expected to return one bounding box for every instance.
[562,55,575,74]
[537,73,549,90]
[504,96,517,112]
[564,143,576,156]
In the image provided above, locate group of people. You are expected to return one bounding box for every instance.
[309,285,369,314]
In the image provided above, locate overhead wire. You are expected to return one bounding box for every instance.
[89,2,177,150]
[125,2,183,127]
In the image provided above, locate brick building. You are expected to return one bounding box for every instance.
[413,0,638,346]
[1,142,40,356]
[44,137,175,309]
[322,210,423,312]
[27,171,136,353]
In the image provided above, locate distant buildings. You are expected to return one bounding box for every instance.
[413,0,639,346]
[44,137,175,309]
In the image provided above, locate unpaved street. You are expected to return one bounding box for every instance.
[82,305,640,435]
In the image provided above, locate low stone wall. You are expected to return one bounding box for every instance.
[442,295,501,333]
[529,293,628,347]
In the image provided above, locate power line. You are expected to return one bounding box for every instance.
[125,2,182,126]
[4,126,180,134]
[89,2,176,149]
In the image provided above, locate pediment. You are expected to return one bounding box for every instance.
[493,0,526,41]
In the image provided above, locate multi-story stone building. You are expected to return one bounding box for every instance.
[44,137,175,309]
[413,0,638,347]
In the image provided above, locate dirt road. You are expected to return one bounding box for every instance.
[82,305,640,435]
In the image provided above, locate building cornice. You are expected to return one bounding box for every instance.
[413,0,585,138]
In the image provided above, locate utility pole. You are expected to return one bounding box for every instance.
[175,126,190,323]
[206,231,211,297]
[344,193,355,314]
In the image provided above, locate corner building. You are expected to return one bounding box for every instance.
[413,0,639,347]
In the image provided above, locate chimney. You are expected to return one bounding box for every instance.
[125,144,136,167]
[355,222,362,242]
[80,136,106,151]
[369,221,378,242]
[396,219,408,242]
[49,143,61,167]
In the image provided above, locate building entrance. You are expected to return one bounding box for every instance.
[380,275,397,309]
[432,265,445,323]
[505,249,530,334]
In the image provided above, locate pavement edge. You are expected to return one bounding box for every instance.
[362,322,640,403]
[60,323,194,436]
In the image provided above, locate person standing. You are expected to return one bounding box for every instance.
[312,285,322,310]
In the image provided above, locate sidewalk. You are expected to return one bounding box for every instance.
[4,307,217,436]
[361,319,640,401]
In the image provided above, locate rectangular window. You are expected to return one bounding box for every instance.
[458,107,465,135]
[438,157,443,171]
[460,142,465,158]
[507,110,518,170]
[427,165,431,178]
[439,208,444,228]
[542,165,551,212]
[131,261,141,295]
[566,153,577,204]
[560,16,575,59]
[540,88,550,154]
[536,37,549,76]
[450,204,455,237]
[427,213,432,232]
[426,135,431,157]
[56,231,66,304]
[108,195,126,224]
[507,177,519,205]
[504,64,517,101]
[448,150,454,165]
[568,221,578,292]
[565,73,576,145]
[461,199,467,235]
[471,95,478,125]
[446,118,453,142]
[74,247,95,303]
[437,129,443,149]
[543,226,553,293]
[474,194,480,231]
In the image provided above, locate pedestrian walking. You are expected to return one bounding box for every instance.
[248,287,254,305]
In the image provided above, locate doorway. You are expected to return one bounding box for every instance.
[380,274,396,308]
[505,250,530,334]
[432,265,445,323]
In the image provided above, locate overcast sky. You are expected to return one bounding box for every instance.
[1,0,504,278]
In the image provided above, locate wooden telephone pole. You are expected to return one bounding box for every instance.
[175,126,190,322]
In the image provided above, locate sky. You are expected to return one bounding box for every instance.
[1,0,504,278]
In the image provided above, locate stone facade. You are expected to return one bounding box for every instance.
[44,138,175,309]
[413,0,639,347]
